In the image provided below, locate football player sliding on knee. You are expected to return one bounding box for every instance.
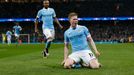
[61,12,101,69]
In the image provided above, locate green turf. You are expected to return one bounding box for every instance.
[0,43,134,75]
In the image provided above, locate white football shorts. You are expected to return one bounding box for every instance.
[68,50,96,66]
[14,33,20,38]
[43,29,55,40]
[7,36,11,41]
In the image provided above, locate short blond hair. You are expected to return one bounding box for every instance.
[68,12,78,21]
[43,0,49,3]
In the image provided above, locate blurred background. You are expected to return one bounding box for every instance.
[0,0,134,43]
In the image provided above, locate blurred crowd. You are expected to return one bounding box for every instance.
[0,21,134,43]
[0,1,134,18]
[0,0,134,43]
[88,21,134,43]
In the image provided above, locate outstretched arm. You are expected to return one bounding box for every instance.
[61,43,69,65]
[34,17,39,32]
[20,26,22,31]
[54,17,63,29]
[87,36,100,57]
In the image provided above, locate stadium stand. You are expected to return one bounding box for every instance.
[0,0,134,43]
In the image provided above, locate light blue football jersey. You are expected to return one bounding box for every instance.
[13,25,22,34]
[6,31,12,37]
[64,25,91,52]
[37,7,56,30]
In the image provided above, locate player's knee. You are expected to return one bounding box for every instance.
[90,63,101,69]
[63,59,74,69]
[90,63,100,69]
[89,59,101,69]
[47,37,53,41]
[64,63,71,69]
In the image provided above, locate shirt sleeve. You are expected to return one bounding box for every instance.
[83,26,91,37]
[37,10,42,19]
[64,32,69,44]
[52,9,56,17]
[19,26,22,31]
[10,32,12,35]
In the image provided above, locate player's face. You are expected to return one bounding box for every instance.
[43,1,49,8]
[70,16,78,27]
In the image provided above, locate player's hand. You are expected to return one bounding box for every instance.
[61,60,66,66]
[60,25,63,29]
[20,29,22,31]
[35,28,38,33]
[95,50,100,57]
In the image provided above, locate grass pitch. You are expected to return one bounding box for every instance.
[0,43,134,75]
